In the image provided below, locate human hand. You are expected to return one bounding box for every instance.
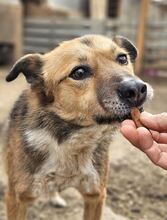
[120,112,167,169]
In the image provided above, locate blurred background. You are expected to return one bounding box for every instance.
[0,0,167,220]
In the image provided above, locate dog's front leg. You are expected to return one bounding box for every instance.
[82,187,106,220]
[6,191,27,220]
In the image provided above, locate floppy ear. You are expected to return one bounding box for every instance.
[113,36,138,62]
[6,53,43,84]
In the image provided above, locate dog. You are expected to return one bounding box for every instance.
[5,35,153,220]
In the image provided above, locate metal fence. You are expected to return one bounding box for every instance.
[24,18,167,72]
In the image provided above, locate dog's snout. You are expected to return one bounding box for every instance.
[117,79,147,107]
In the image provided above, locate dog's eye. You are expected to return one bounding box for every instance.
[69,66,92,80]
[117,54,128,65]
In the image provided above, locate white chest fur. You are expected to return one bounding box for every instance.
[24,125,113,196]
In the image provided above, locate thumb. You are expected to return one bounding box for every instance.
[140,112,167,132]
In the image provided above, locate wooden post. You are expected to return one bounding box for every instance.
[135,0,150,75]
[14,3,23,60]
[90,0,108,20]
[0,1,23,62]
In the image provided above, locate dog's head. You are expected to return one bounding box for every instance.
[6,35,153,126]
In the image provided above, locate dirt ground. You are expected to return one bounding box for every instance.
[0,66,167,220]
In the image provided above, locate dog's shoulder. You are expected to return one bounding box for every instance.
[10,90,29,122]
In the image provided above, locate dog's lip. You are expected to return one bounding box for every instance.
[94,106,144,124]
[112,106,144,122]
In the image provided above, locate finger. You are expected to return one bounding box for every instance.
[145,143,167,170]
[150,130,167,144]
[156,152,167,170]
[121,119,136,128]
[140,112,167,132]
[143,141,161,164]
[120,124,139,147]
[137,128,167,169]
[137,127,154,151]
[158,144,167,153]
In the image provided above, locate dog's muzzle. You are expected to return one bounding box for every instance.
[117,79,147,107]
[96,76,153,123]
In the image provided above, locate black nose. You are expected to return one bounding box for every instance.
[117,79,147,106]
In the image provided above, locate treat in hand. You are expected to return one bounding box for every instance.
[131,107,143,128]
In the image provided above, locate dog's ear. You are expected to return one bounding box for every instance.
[113,36,138,62]
[6,53,43,84]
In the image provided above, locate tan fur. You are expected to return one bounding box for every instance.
[5,35,151,220]
[42,36,133,126]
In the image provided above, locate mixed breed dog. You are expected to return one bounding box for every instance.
[4,35,153,220]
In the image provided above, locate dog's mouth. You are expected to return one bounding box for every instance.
[95,107,144,125]
[115,105,144,121]
[94,96,144,125]
[95,76,153,125]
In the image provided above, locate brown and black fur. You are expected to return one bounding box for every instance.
[5,35,152,220]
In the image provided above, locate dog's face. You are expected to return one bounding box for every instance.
[6,35,153,126]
